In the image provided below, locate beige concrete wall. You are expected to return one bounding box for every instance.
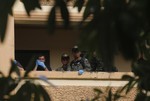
[17,72,136,101]
[0,16,15,75]
[45,86,136,101]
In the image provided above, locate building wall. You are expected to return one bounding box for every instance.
[17,72,136,101]
[13,0,132,72]
[45,86,136,101]
[15,24,132,72]
[114,54,132,72]
[0,16,15,76]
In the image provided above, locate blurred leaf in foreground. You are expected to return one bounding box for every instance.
[21,0,42,16]
[0,0,16,42]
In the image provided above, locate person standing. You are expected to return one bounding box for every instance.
[70,46,91,71]
[56,53,71,71]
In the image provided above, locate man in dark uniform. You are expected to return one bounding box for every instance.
[70,46,91,71]
[34,55,52,71]
[90,52,104,71]
[56,53,71,71]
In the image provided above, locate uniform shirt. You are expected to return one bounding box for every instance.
[56,65,71,71]
[70,58,91,71]
[90,57,104,71]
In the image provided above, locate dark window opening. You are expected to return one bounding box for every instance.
[15,50,50,70]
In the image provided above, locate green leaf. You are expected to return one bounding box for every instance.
[118,83,129,93]
[29,82,41,101]
[83,1,92,21]
[0,71,4,77]
[7,0,16,16]
[14,81,34,101]
[7,83,18,95]
[126,80,137,94]
[33,87,41,101]
[91,88,103,101]
[145,96,150,101]
[74,0,85,12]
[9,60,20,77]
[0,77,7,99]
[121,75,137,94]
[134,91,146,101]
[83,0,100,21]
[55,0,70,27]
[24,56,37,77]
[106,89,112,101]
[0,76,18,100]
[59,0,70,28]
[0,12,8,42]
[47,6,56,33]
[113,94,123,101]
[38,85,51,101]
[122,75,134,80]
[21,0,42,16]
[93,88,103,94]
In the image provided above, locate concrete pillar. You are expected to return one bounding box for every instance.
[0,15,15,76]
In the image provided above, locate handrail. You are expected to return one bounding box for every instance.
[18,71,134,80]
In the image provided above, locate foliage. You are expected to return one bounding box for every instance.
[0,60,51,101]
[84,40,150,101]
[0,0,16,42]
[76,0,150,71]
[83,87,123,101]
[0,0,150,101]
[84,42,150,101]
[51,0,149,71]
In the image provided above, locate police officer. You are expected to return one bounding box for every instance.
[56,53,71,71]
[70,46,91,71]
[90,52,104,71]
